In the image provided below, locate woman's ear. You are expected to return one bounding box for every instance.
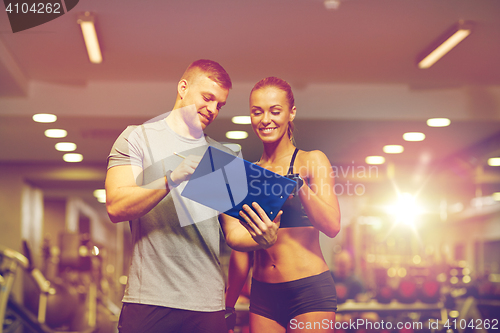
[290,105,297,122]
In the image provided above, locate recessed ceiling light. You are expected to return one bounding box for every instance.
[45,129,67,138]
[324,0,341,10]
[403,132,425,142]
[383,145,404,154]
[55,142,77,152]
[63,153,83,163]
[427,118,451,127]
[232,116,251,125]
[226,131,248,140]
[93,189,106,203]
[488,157,500,167]
[365,156,385,165]
[33,113,57,123]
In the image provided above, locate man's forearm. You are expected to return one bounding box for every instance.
[106,177,170,223]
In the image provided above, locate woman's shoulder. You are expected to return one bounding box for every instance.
[297,149,330,165]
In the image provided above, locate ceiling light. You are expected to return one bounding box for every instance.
[488,157,500,167]
[93,189,106,203]
[324,0,341,10]
[77,12,102,64]
[403,132,425,142]
[418,21,473,69]
[493,192,500,201]
[232,116,251,125]
[55,142,77,152]
[226,131,248,140]
[33,113,57,123]
[365,156,385,165]
[45,129,67,138]
[63,153,83,163]
[427,118,451,127]
[383,145,404,154]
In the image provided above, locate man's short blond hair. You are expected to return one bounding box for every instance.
[181,59,232,90]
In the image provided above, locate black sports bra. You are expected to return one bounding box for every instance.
[279,148,313,228]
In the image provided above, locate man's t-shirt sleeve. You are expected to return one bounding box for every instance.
[107,125,144,170]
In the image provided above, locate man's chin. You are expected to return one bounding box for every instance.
[198,115,212,129]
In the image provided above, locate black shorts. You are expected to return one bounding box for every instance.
[249,271,337,328]
[118,303,226,333]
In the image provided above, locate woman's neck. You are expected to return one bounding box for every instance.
[260,137,296,164]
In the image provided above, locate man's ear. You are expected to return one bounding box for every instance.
[178,79,188,99]
[290,106,297,122]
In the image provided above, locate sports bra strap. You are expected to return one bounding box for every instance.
[287,148,299,175]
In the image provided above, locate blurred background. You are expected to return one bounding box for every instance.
[1,0,499,332]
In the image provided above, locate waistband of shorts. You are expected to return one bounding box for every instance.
[251,270,332,290]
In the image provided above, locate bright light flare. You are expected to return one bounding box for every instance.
[386,193,424,225]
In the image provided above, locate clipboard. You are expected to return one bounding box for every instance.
[181,146,297,220]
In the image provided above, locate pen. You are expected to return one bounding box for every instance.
[173,152,186,159]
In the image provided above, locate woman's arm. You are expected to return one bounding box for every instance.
[298,150,341,238]
[220,203,282,251]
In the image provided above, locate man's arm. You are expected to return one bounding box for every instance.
[220,203,281,251]
[105,165,169,223]
[226,250,253,308]
[225,250,253,333]
[105,155,201,223]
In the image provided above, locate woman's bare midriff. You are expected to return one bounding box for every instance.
[252,226,330,283]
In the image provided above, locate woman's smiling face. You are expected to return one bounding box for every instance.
[250,86,295,144]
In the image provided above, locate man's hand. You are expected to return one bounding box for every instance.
[238,202,281,249]
[170,155,201,184]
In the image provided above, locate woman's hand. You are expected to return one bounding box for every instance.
[238,202,282,249]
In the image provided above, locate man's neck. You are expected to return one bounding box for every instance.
[165,107,204,139]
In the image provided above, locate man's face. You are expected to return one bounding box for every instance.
[180,74,229,130]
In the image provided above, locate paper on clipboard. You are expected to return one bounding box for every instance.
[181,146,297,220]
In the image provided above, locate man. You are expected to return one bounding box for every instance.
[105,59,281,333]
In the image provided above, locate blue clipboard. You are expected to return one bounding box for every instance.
[181,146,297,220]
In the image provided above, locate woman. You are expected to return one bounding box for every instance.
[225,77,341,332]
